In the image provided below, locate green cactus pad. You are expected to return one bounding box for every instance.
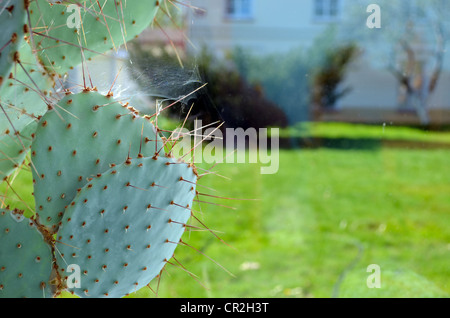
[0,0,50,181]
[0,121,36,181]
[55,155,197,298]
[31,90,163,230]
[0,0,27,90]
[0,0,53,135]
[0,38,55,122]
[30,0,159,74]
[0,37,55,182]
[0,209,53,298]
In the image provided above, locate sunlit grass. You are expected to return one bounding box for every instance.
[2,123,449,298]
[130,148,450,298]
[279,122,450,144]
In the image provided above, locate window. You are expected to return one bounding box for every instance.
[225,0,254,20]
[314,0,341,21]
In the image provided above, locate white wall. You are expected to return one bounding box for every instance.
[187,0,337,56]
[185,0,450,112]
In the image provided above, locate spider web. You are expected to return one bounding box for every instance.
[62,48,205,118]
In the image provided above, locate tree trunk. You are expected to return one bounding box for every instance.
[405,91,430,126]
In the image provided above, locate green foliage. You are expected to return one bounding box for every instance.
[193,49,289,130]
[232,26,359,123]
[232,46,311,124]
[311,44,359,110]
[128,45,288,131]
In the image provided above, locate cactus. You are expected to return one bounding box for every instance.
[0,0,47,181]
[31,90,163,231]
[55,155,197,298]
[0,39,54,180]
[0,0,26,89]
[29,0,159,74]
[1,0,160,181]
[0,120,36,182]
[0,208,54,298]
[0,0,217,298]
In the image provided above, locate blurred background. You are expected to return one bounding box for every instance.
[4,0,450,297]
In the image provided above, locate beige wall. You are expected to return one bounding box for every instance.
[186,0,335,56]
[184,1,450,114]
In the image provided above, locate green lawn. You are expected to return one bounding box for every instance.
[129,147,450,298]
[280,122,450,144]
[2,124,449,298]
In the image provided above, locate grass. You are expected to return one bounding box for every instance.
[278,122,450,144]
[126,147,449,298]
[2,123,449,298]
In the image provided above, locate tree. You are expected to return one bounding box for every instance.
[341,0,450,125]
[232,26,359,124]
[309,27,360,119]
[128,44,288,132]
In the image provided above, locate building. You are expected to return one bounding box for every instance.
[182,0,450,125]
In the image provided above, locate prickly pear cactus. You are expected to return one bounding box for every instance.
[0,0,48,181]
[55,155,197,298]
[0,208,54,298]
[0,0,26,89]
[31,90,163,231]
[1,0,160,182]
[0,0,217,298]
[29,0,159,73]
